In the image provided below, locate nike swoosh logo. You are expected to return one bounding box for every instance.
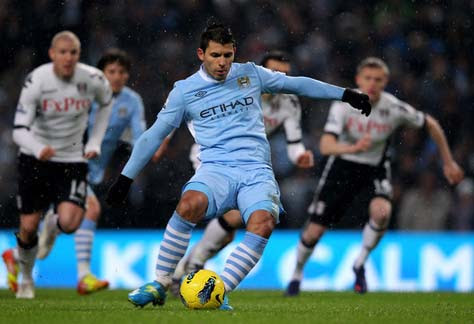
[215,294,222,304]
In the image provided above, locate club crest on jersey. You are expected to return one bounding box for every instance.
[237,76,251,89]
[76,82,88,95]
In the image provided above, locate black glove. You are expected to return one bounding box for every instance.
[342,89,371,117]
[106,174,133,206]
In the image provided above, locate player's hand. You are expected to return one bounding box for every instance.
[342,89,371,116]
[296,150,314,168]
[84,151,99,159]
[351,133,372,153]
[151,147,166,163]
[38,146,55,161]
[106,174,133,206]
[443,160,464,185]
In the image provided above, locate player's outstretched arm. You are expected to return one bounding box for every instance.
[425,114,464,185]
[281,76,371,116]
[106,117,175,205]
[255,64,371,116]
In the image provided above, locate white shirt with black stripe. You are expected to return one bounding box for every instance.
[324,91,425,166]
[13,62,113,163]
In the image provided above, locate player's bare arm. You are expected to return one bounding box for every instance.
[319,132,371,156]
[424,114,464,185]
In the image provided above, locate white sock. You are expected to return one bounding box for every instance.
[354,220,386,269]
[75,218,97,280]
[291,240,315,281]
[189,217,231,267]
[18,245,38,282]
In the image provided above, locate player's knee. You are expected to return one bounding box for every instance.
[177,191,208,223]
[20,219,40,237]
[57,212,83,233]
[369,198,392,226]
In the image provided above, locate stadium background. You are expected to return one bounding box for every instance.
[0,0,473,291]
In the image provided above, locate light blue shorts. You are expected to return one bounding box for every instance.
[183,163,282,224]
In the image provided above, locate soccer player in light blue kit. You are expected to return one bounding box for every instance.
[37,49,148,294]
[107,20,371,310]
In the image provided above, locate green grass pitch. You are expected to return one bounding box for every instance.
[1,289,472,324]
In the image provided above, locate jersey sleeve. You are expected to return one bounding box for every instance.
[14,72,40,128]
[157,84,186,128]
[324,101,347,136]
[130,94,146,144]
[93,72,113,106]
[12,71,47,157]
[252,63,286,93]
[282,95,303,143]
[396,100,425,128]
[85,74,113,155]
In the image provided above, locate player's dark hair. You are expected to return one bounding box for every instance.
[357,57,390,75]
[199,17,235,51]
[97,48,131,72]
[260,50,291,67]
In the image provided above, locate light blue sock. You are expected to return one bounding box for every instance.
[221,231,268,292]
[75,218,96,279]
[155,211,196,287]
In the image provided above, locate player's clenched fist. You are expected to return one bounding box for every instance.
[342,89,371,117]
[38,146,55,161]
[106,174,133,206]
[296,150,314,168]
[443,161,464,185]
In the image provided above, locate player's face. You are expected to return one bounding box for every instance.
[264,59,291,74]
[103,62,129,93]
[197,41,235,81]
[49,38,80,79]
[355,67,388,102]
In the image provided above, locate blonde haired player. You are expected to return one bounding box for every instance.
[2,31,113,298]
[286,57,464,295]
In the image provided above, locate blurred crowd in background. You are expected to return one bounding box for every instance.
[0,0,473,230]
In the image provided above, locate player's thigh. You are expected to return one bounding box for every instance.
[16,154,51,214]
[368,162,393,222]
[237,168,281,224]
[222,210,243,228]
[54,161,88,210]
[183,164,237,220]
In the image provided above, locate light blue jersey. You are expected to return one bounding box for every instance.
[121,62,346,222]
[88,86,145,185]
[122,62,345,179]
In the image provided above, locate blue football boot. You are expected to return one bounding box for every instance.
[128,281,166,307]
[285,279,300,296]
[353,265,367,294]
[219,294,233,311]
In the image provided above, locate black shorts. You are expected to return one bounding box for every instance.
[17,153,88,214]
[308,157,392,227]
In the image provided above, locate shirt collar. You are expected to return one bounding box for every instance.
[198,64,234,83]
